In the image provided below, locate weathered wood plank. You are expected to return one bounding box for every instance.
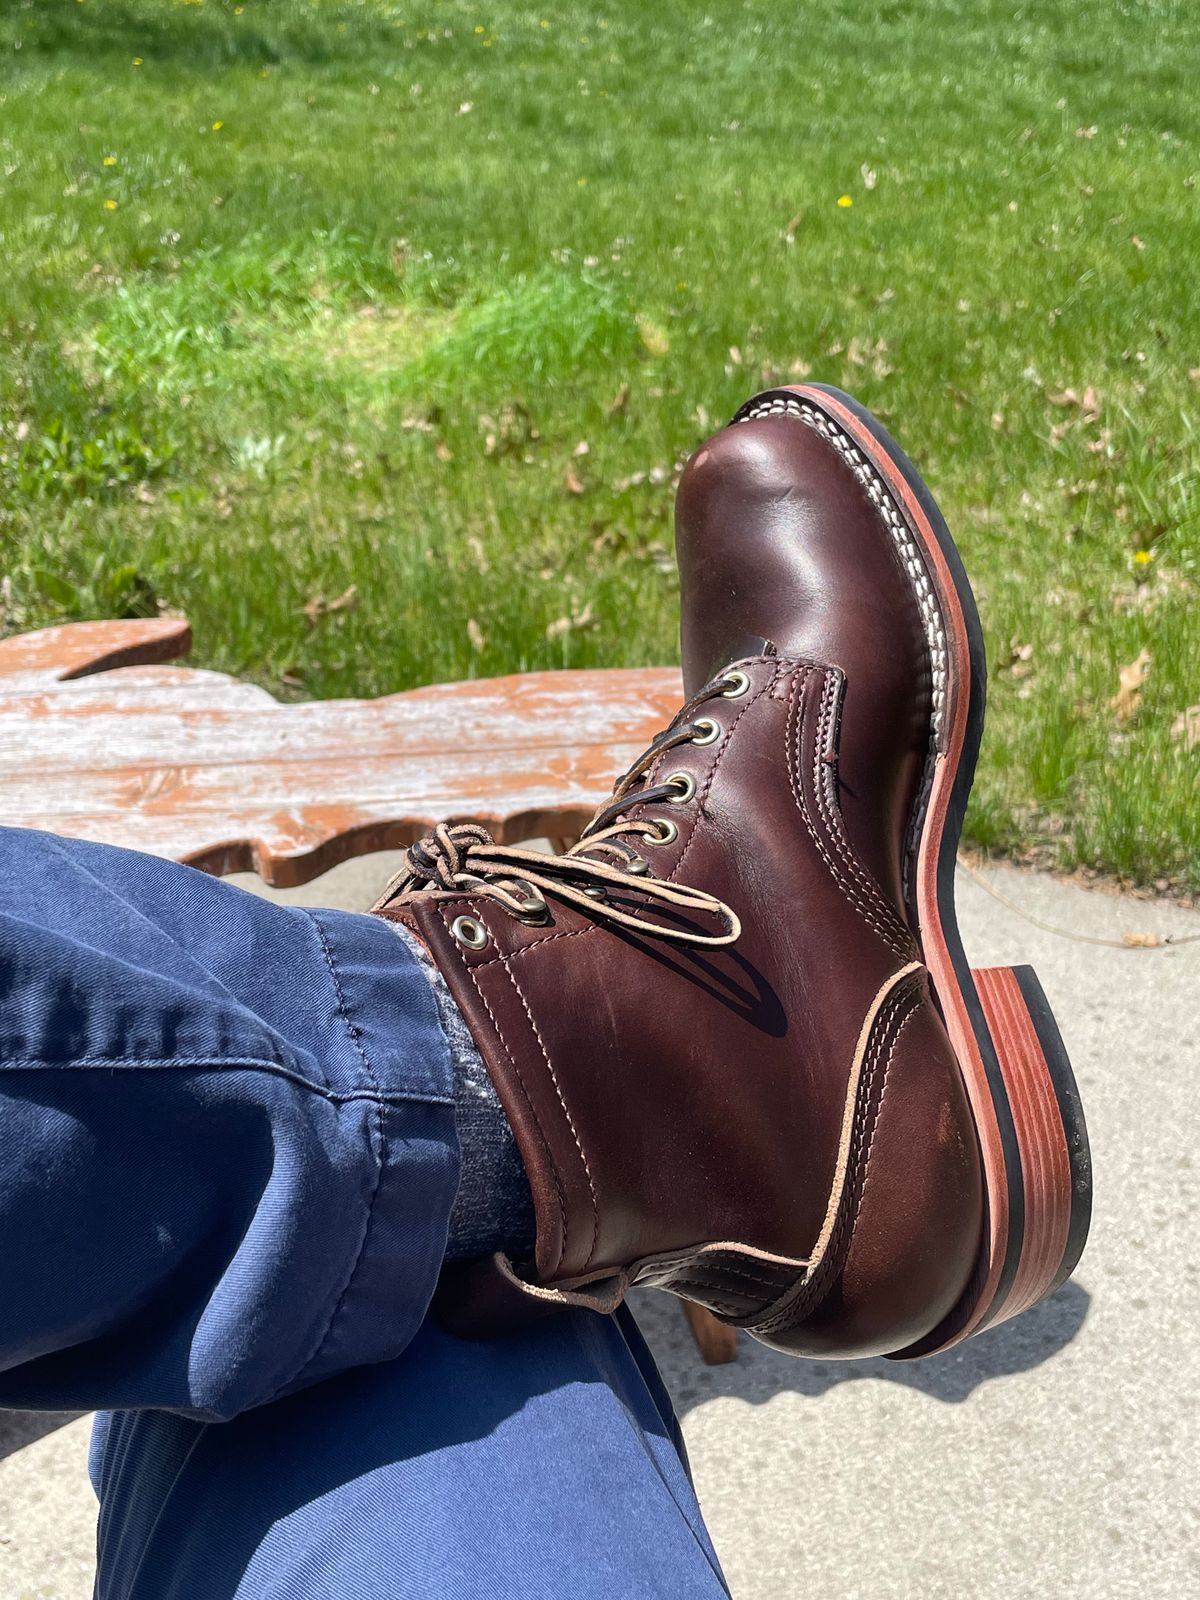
[0,619,683,886]
[0,617,192,681]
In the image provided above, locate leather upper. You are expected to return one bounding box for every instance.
[675,397,935,918]
[379,389,987,1359]
[392,653,982,1358]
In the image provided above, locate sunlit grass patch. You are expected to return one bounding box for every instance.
[1,0,1198,890]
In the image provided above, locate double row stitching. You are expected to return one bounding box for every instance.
[751,975,922,1336]
[668,1284,748,1317]
[750,989,908,1333]
[669,1257,799,1293]
[812,672,912,955]
[849,1004,915,1233]
[785,669,910,956]
[666,657,784,886]
[281,915,389,1397]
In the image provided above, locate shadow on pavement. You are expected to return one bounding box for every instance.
[634,1279,1091,1412]
[0,1409,86,1463]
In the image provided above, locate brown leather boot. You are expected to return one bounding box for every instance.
[373,384,1091,1360]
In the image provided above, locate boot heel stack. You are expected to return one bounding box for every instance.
[970,964,1092,1324]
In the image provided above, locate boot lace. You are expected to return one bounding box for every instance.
[372,670,748,949]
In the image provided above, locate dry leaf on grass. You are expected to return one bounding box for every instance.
[1111,647,1151,720]
[1170,703,1200,750]
[563,463,585,495]
[303,585,359,626]
[845,337,892,378]
[1007,640,1035,677]
[606,383,630,417]
[1046,384,1102,421]
[467,618,486,652]
[546,604,596,641]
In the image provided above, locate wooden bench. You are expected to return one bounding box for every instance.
[0,615,739,1364]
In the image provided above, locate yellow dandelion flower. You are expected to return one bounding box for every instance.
[1133,549,1154,565]
[577,176,588,186]
[103,199,118,210]
[474,24,485,34]
[212,121,224,131]
[132,57,143,66]
[103,155,117,167]
[540,19,550,28]
[234,5,244,13]
[837,194,853,208]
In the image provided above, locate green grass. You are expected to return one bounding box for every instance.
[2,0,1198,888]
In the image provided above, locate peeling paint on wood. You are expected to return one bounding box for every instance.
[0,617,683,886]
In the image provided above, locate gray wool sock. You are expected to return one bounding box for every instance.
[390,923,536,1262]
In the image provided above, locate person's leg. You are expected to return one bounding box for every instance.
[89,1308,728,1600]
[0,825,725,1596]
[0,824,459,1416]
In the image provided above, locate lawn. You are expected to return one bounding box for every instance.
[1,0,1197,889]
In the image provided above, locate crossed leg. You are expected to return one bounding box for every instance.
[0,828,727,1598]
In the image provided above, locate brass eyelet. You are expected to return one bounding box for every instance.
[642,817,679,847]
[665,771,697,804]
[451,915,488,950]
[691,716,721,746]
[511,882,549,924]
[721,669,750,698]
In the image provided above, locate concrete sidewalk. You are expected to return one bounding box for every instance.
[2,858,1197,1598]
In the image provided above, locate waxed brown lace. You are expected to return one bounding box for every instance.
[372,673,745,949]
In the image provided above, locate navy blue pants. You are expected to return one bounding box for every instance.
[0,829,727,1598]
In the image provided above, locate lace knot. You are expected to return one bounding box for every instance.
[370,670,750,950]
[404,822,494,889]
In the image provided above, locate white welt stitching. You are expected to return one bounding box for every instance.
[737,394,947,900]
[737,393,947,740]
